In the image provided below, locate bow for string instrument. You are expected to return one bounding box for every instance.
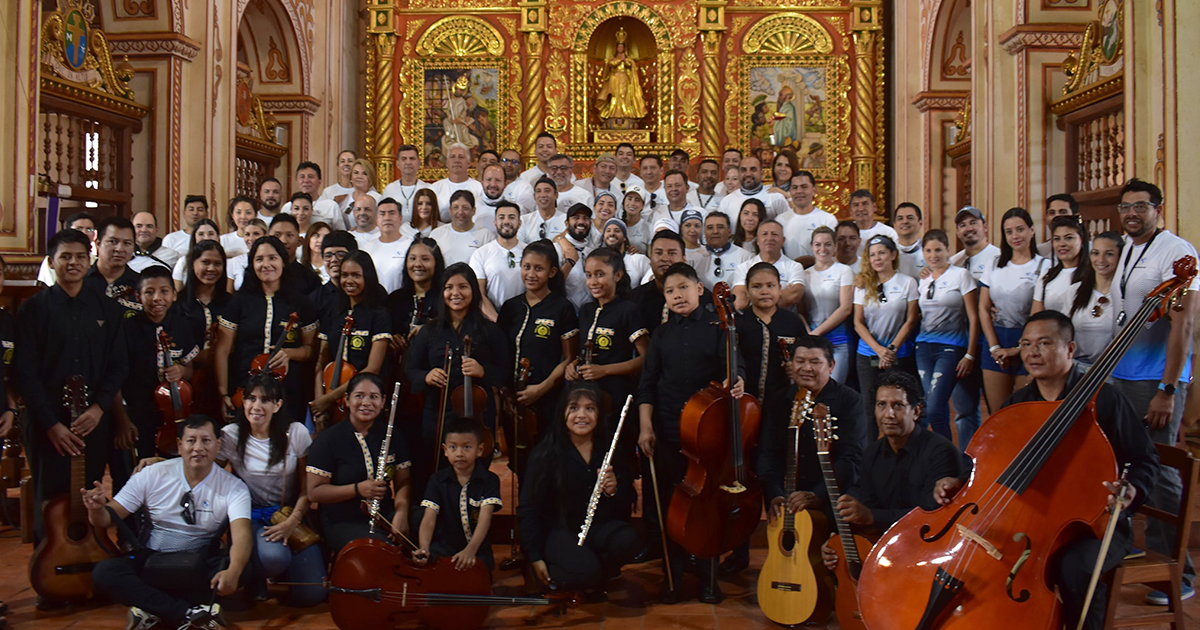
[757,388,832,626]
[857,255,1197,630]
[434,342,453,470]
[449,336,495,459]
[30,376,119,601]
[498,358,537,570]
[321,314,358,425]
[668,281,763,559]
[232,311,298,408]
[153,330,192,457]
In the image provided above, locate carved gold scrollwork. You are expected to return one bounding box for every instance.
[744,13,834,55]
[415,16,504,57]
[40,1,138,103]
[677,48,701,142]
[1062,1,1123,95]
[545,52,569,134]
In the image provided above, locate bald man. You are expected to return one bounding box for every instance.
[129,211,180,272]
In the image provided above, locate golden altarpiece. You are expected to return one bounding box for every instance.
[361,0,887,214]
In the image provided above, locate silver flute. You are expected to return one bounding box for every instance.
[577,395,633,546]
[368,382,403,534]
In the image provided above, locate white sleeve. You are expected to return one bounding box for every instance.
[979,259,994,288]
[838,265,854,287]
[730,262,747,288]
[852,286,866,306]
[786,263,805,287]
[959,269,978,294]
[172,257,188,283]
[904,276,919,301]
[291,423,313,458]
[227,478,253,522]
[1032,271,1046,302]
[113,466,149,514]
[219,425,237,463]
[468,248,488,278]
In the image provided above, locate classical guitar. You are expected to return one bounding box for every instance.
[756,387,832,625]
[29,375,119,601]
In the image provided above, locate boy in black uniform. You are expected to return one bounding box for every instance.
[637,263,745,604]
[111,266,199,490]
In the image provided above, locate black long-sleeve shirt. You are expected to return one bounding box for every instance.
[630,281,668,335]
[757,379,865,505]
[121,307,200,427]
[404,318,509,429]
[849,426,962,529]
[635,304,744,443]
[735,308,808,402]
[83,264,141,315]
[15,284,129,430]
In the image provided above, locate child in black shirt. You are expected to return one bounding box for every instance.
[414,418,501,570]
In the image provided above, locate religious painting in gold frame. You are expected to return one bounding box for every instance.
[407,58,512,178]
[734,55,851,184]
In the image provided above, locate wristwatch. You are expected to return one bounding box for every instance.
[1158,382,1177,396]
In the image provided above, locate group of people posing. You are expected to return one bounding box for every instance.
[8,135,1198,630]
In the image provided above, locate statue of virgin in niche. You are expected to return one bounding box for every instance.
[597,27,647,128]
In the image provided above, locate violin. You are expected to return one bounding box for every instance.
[153,330,192,457]
[190,320,221,417]
[857,256,1197,630]
[449,336,494,456]
[320,314,358,425]
[667,281,763,558]
[231,312,298,408]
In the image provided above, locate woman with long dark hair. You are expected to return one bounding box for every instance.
[518,382,642,596]
[734,198,767,255]
[214,236,319,424]
[172,218,221,291]
[301,221,332,282]
[180,239,231,416]
[311,251,392,427]
[386,237,445,356]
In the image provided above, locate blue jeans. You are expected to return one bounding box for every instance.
[916,342,966,441]
[830,342,850,385]
[952,358,983,449]
[250,518,328,606]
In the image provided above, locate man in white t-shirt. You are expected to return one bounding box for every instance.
[498,148,536,214]
[553,203,598,309]
[470,201,524,320]
[654,170,703,228]
[380,144,433,224]
[430,189,495,266]
[347,194,381,247]
[578,152,621,207]
[474,161,510,238]
[257,177,285,224]
[948,206,1001,282]
[518,176,567,243]
[850,189,898,256]
[547,153,593,213]
[1036,193,1078,261]
[717,155,790,220]
[360,197,414,293]
[687,159,723,213]
[731,220,805,310]
[86,416,250,630]
[611,142,645,195]
[163,195,210,256]
[893,202,926,279]
[835,219,863,274]
[282,161,347,230]
[713,147,743,196]
[698,211,752,290]
[519,132,559,185]
[778,170,838,263]
[667,149,701,192]
[130,211,180,272]
[638,155,667,215]
[432,143,485,223]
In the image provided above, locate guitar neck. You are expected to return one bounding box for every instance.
[68,450,86,525]
[783,423,799,530]
[818,450,860,564]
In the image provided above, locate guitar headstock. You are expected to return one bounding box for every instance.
[787,387,812,428]
[1147,256,1198,322]
[62,375,88,420]
[811,403,837,454]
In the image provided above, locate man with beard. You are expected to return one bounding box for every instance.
[714,147,743,196]
[547,153,593,214]
[258,177,284,223]
[779,170,838,263]
[948,206,1000,281]
[282,162,346,230]
[380,144,434,223]
[349,194,381,246]
[891,202,926,278]
[130,211,180,272]
[520,132,561,185]
[630,229,687,333]
[717,156,789,220]
[498,148,536,214]
[359,198,414,293]
[849,190,897,256]
[430,189,495,266]
[601,217,650,287]
[612,142,644,194]
[163,195,209,256]
[86,216,143,314]
[698,211,751,290]
[469,201,524,321]
[432,143,486,223]
[554,203,598,309]
[579,152,621,206]
[474,161,508,237]
[835,219,863,273]
[687,159,723,213]
[517,176,567,244]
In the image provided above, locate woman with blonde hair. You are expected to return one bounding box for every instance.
[852,234,919,407]
[338,158,383,213]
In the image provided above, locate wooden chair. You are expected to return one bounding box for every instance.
[1103,443,1199,629]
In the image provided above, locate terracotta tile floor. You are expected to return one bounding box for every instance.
[2,456,1198,629]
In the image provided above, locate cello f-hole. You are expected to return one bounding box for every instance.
[919,502,979,543]
[1005,532,1032,603]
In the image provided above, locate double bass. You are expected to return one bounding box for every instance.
[153,330,192,457]
[667,281,762,559]
[857,256,1197,630]
[320,314,358,425]
[231,312,298,408]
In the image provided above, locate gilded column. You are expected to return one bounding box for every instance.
[698,0,726,159]
[851,1,883,196]
[519,0,547,160]
[367,0,399,185]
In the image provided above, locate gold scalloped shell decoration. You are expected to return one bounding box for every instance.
[744,13,834,55]
[415,16,504,57]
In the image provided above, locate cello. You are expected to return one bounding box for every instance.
[449,336,494,457]
[856,256,1197,630]
[231,312,298,408]
[153,330,193,457]
[319,314,357,425]
[667,281,762,559]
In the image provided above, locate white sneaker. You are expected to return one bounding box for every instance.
[126,607,160,630]
[177,603,226,630]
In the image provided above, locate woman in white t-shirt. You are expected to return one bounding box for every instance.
[916,230,979,444]
[1032,223,1121,368]
[978,208,1046,413]
[218,373,326,606]
[172,219,220,291]
[852,234,920,407]
[225,219,268,292]
[220,196,258,258]
[338,158,383,213]
[803,227,855,383]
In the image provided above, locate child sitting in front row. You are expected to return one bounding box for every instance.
[414,418,501,570]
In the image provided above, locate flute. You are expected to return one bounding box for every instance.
[368,382,403,534]
[577,395,633,546]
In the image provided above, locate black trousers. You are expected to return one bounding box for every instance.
[1054,518,1133,630]
[541,521,642,591]
[93,553,226,624]
[23,419,112,544]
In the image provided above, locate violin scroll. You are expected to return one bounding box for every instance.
[1148,255,1197,321]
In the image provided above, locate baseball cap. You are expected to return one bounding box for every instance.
[955,206,984,224]
[567,203,592,218]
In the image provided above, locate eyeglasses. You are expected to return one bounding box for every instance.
[877,285,888,303]
[507,250,516,269]
[180,491,196,525]
[322,250,349,261]
[548,165,572,173]
[1116,202,1158,214]
[926,281,936,300]
[500,158,520,165]
[1092,295,1110,318]
[713,257,722,276]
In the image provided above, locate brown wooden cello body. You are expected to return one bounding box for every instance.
[667,282,762,559]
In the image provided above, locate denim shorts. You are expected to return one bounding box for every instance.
[981,326,1027,375]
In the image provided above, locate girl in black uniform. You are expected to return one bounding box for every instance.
[386,237,444,358]
[519,382,642,596]
[312,251,392,426]
[736,262,809,402]
[180,239,230,417]
[214,236,319,425]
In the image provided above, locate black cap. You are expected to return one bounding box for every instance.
[534,175,557,191]
[955,206,984,224]
[567,203,592,218]
[321,230,359,253]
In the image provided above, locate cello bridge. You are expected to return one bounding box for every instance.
[956,524,1002,561]
[719,482,747,494]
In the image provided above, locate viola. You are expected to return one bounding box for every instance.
[30,376,119,601]
[857,256,1197,630]
[320,314,358,425]
[449,336,494,457]
[757,388,832,625]
[153,330,193,457]
[667,281,763,558]
[231,311,298,408]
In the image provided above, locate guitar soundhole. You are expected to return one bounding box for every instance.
[781,530,796,553]
[67,521,88,542]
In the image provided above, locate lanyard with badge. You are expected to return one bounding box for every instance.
[1116,229,1161,326]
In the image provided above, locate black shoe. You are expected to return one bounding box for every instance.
[698,584,724,605]
[717,553,749,576]
[631,545,662,564]
[660,586,682,605]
